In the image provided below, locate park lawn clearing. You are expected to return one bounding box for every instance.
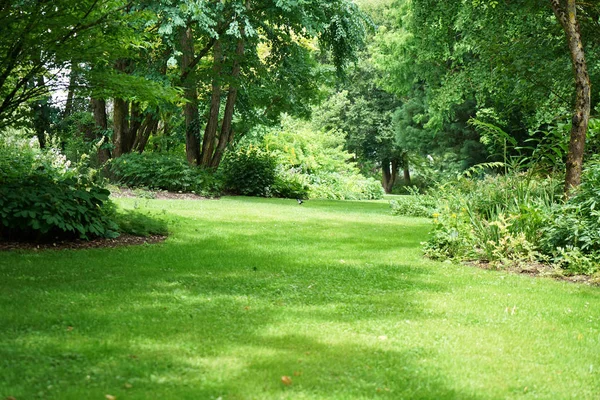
[0,197,599,399]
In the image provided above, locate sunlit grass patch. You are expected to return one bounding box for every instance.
[0,197,599,399]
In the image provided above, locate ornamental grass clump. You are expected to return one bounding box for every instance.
[423,170,561,267]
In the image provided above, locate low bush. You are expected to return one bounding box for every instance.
[423,171,561,265]
[390,192,437,218]
[108,152,222,196]
[308,172,384,200]
[271,169,310,199]
[0,135,118,241]
[540,156,600,274]
[262,118,384,200]
[221,145,276,197]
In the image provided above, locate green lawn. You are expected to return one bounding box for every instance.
[1,197,599,399]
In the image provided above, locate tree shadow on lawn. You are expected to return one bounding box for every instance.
[1,328,480,399]
[0,208,474,398]
[0,271,475,399]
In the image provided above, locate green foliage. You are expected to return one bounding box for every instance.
[221,145,276,197]
[0,136,118,241]
[423,157,600,275]
[271,170,310,199]
[423,172,561,265]
[108,153,222,196]
[263,117,384,200]
[389,192,436,218]
[308,172,384,200]
[540,156,600,274]
[313,58,402,180]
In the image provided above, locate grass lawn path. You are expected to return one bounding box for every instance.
[1,197,599,399]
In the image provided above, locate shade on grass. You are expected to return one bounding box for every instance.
[1,197,599,399]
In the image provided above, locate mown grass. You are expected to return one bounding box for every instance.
[1,197,599,399]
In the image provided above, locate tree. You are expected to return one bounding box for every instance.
[550,0,592,193]
[147,0,368,168]
[313,59,403,193]
[0,0,132,127]
[374,0,600,192]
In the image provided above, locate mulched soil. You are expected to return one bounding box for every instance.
[466,260,600,286]
[0,234,166,252]
[109,186,214,201]
[0,187,210,253]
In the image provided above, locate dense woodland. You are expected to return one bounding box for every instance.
[1,0,600,274]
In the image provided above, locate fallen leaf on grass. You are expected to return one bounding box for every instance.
[293,371,302,377]
[105,395,116,400]
[123,383,133,389]
[281,376,292,386]
[67,326,73,331]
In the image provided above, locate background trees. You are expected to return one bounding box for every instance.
[2,0,600,195]
[1,0,369,169]
[372,0,600,193]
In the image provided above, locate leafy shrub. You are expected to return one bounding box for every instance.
[390,192,437,218]
[423,171,560,265]
[221,145,276,197]
[0,136,118,241]
[262,118,384,200]
[540,156,600,274]
[271,169,310,199]
[308,173,384,200]
[108,152,222,196]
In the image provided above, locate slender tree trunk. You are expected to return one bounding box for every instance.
[126,101,143,153]
[200,40,223,167]
[112,98,129,158]
[381,159,400,193]
[381,160,392,194]
[133,113,158,153]
[211,36,245,169]
[550,0,592,195]
[402,153,411,185]
[112,60,129,158]
[31,50,50,148]
[32,75,50,149]
[63,63,78,117]
[180,24,201,165]
[91,98,110,164]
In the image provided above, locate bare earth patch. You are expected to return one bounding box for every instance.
[109,186,213,200]
[0,234,166,252]
[466,261,600,286]
[0,187,211,252]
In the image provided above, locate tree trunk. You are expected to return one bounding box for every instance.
[402,153,411,185]
[211,36,245,169]
[200,40,223,167]
[381,159,400,194]
[126,101,143,153]
[112,59,132,158]
[31,50,50,149]
[112,98,129,158]
[32,75,50,149]
[91,98,110,164]
[133,113,159,153]
[180,24,201,165]
[550,0,592,195]
[63,63,78,117]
